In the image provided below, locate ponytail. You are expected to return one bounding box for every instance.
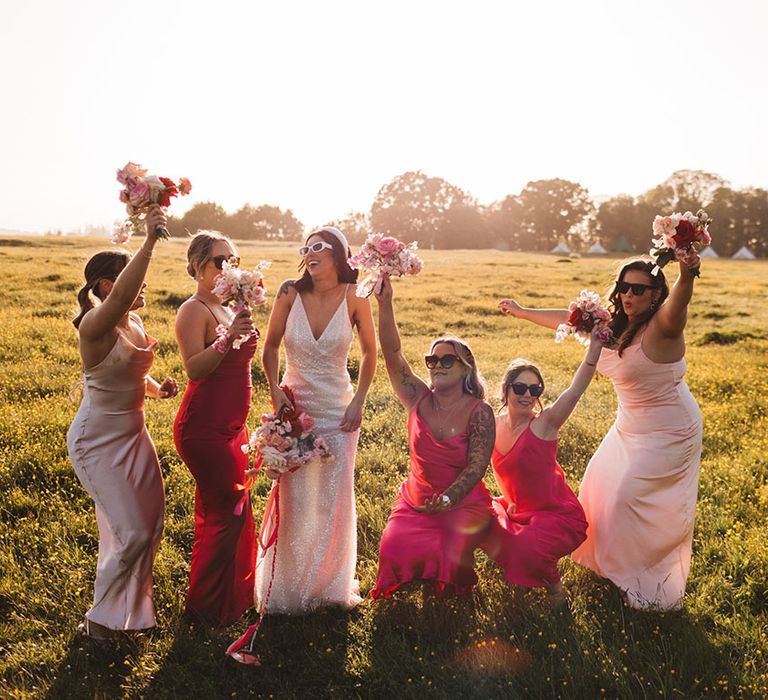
[72,250,130,330]
[72,284,95,329]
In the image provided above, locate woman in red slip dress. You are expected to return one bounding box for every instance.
[174,231,258,627]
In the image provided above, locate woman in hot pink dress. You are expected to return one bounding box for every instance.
[371,277,496,598]
[499,255,703,610]
[483,329,603,605]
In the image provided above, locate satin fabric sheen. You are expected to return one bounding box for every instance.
[372,396,494,598]
[174,333,257,626]
[67,328,165,630]
[571,335,703,610]
[483,424,588,588]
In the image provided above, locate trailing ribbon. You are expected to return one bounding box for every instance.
[226,477,281,665]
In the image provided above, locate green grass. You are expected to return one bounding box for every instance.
[1,237,767,698]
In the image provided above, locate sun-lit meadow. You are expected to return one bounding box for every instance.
[1,236,767,699]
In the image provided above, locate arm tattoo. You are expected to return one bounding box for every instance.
[277,280,295,299]
[444,404,495,504]
[396,364,419,402]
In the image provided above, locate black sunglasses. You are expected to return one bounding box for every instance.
[508,382,544,397]
[424,354,461,370]
[616,280,653,296]
[212,255,240,270]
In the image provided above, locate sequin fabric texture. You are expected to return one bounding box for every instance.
[255,289,363,612]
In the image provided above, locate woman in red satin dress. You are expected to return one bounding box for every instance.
[174,231,259,627]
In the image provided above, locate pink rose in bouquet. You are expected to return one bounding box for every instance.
[650,209,712,277]
[555,290,613,346]
[112,161,192,244]
[212,257,271,349]
[348,233,424,297]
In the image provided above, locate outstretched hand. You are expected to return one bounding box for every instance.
[498,298,522,317]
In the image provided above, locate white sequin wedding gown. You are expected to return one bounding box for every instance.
[255,290,362,613]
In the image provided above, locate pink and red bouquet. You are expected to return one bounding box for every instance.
[555,289,613,346]
[348,233,423,297]
[212,257,270,349]
[112,162,192,243]
[242,387,334,477]
[650,209,712,277]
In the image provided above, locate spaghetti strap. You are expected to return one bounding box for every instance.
[193,297,221,322]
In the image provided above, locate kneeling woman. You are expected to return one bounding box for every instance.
[371,277,496,598]
[484,327,604,605]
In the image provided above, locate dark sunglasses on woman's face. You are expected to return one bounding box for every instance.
[508,382,544,397]
[299,241,334,257]
[616,280,653,296]
[212,255,239,270]
[424,354,460,370]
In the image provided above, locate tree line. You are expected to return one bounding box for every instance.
[166,169,767,257]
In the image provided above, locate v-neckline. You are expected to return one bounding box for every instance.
[297,291,347,343]
[494,419,532,459]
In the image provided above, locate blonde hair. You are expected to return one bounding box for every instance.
[429,335,487,400]
[186,230,236,278]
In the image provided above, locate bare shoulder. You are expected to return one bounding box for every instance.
[176,297,206,320]
[276,279,298,301]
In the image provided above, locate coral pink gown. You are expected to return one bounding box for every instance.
[67,325,165,631]
[372,396,494,598]
[173,329,257,627]
[483,422,587,588]
[571,333,702,610]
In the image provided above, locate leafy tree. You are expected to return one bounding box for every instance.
[517,178,594,251]
[171,202,228,237]
[370,170,471,249]
[484,196,523,250]
[639,170,729,214]
[708,186,768,256]
[229,204,303,240]
[324,211,370,246]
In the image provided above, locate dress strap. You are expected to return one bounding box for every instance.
[192,297,221,322]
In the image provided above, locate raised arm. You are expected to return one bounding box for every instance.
[498,298,569,330]
[653,256,699,339]
[340,292,377,431]
[261,280,296,411]
[373,276,429,411]
[78,207,164,342]
[535,326,603,440]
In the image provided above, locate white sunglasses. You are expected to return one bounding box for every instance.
[299,241,334,257]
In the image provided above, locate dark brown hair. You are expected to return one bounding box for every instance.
[73,250,130,329]
[294,229,358,293]
[429,335,487,400]
[499,359,545,413]
[607,258,670,356]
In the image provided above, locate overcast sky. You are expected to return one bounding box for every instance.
[1,0,766,234]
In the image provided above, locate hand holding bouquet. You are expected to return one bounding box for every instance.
[112,162,191,244]
[212,258,270,349]
[650,209,712,277]
[348,233,423,297]
[242,387,334,479]
[555,290,614,346]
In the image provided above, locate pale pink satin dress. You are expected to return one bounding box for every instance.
[67,327,165,630]
[571,333,702,610]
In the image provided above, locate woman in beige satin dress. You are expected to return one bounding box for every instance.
[67,206,178,639]
[498,254,703,610]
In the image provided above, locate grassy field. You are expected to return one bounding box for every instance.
[1,236,767,699]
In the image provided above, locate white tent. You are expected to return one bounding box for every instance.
[700,246,719,258]
[586,241,607,255]
[550,241,571,254]
[732,246,756,260]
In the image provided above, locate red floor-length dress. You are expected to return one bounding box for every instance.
[174,332,257,627]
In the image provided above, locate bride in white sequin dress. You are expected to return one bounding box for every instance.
[257,227,377,613]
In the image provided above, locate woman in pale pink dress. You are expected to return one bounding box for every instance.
[67,206,178,639]
[371,276,496,598]
[499,255,703,610]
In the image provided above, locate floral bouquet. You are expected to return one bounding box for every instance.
[242,387,334,477]
[555,289,614,346]
[348,233,423,297]
[649,209,712,277]
[212,257,271,349]
[112,162,192,243]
